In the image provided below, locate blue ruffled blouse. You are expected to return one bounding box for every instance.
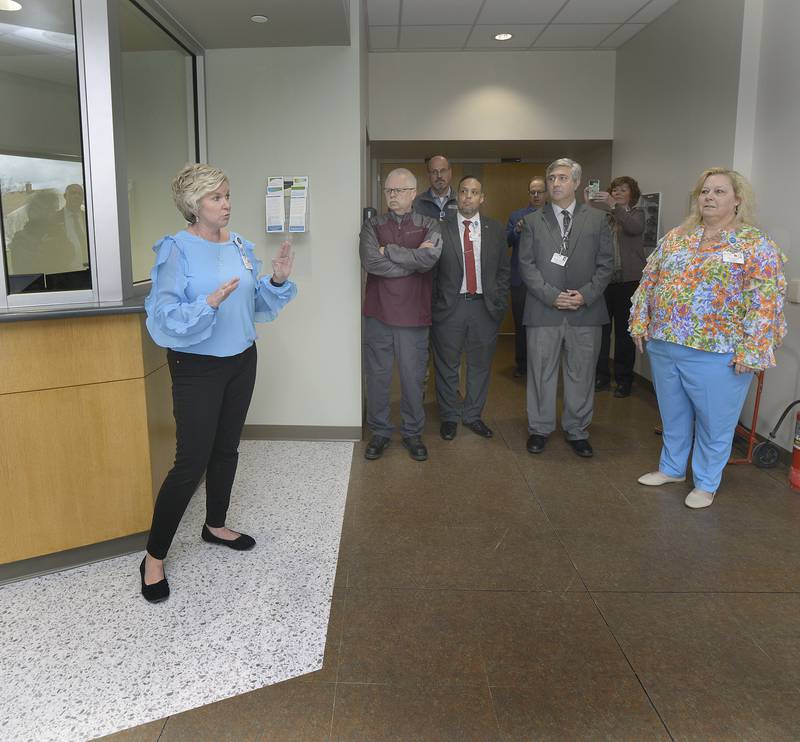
[144,230,297,357]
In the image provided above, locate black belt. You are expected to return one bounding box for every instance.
[461,292,483,301]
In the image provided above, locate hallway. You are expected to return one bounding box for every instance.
[106,336,800,741]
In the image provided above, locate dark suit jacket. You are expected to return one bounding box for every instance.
[518,203,613,327]
[432,214,510,323]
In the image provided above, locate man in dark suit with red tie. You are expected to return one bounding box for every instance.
[431,176,510,440]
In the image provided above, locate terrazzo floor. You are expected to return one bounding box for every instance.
[0,440,353,742]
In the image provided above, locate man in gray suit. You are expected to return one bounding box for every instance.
[518,158,613,457]
[432,176,510,440]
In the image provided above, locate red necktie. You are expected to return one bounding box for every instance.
[463,220,477,294]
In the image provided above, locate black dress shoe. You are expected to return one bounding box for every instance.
[440,421,458,440]
[465,419,493,438]
[201,524,256,551]
[526,434,547,454]
[613,385,632,398]
[364,435,390,460]
[402,436,428,461]
[595,378,611,392]
[568,439,594,457]
[139,556,170,603]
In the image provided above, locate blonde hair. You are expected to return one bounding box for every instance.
[681,167,757,233]
[171,163,228,223]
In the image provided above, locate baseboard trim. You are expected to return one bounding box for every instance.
[242,425,362,442]
[0,532,148,586]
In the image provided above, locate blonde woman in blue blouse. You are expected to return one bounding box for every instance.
[140,163,297,602]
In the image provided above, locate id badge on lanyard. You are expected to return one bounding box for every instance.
[234,235,253,270]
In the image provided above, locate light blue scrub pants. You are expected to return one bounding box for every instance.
[647,339,753,493]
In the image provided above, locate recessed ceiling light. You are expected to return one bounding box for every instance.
[250,15,269,23]
[0,0,23,11]
[494,32,513,41]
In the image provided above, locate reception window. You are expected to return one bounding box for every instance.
[0,1,90,295]
[120,0,198,284]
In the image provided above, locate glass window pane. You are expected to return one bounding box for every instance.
[120,1,196,284]
[0,1,91,295]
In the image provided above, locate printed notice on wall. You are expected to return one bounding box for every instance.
[288,176,308,233]
[266,177,285,233]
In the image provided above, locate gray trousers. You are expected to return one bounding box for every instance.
[432,298,499,423]
[526,321,602,440]
[364,316,429,439]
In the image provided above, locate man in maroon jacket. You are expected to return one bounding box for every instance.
[360,168,443,461]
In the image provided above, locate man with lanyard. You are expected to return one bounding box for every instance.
[517,158,613,458]
[413,154,458,223]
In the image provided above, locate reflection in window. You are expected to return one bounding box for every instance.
[120,0,196,283]
[0,1,90,294]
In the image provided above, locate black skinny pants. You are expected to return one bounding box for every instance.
[146,344,257,559]
[596,281,638,387]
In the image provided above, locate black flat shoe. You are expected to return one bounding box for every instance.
[613,385,632,398]
[440,421,458,440]
[139,557,170,603]
[595,378,610,392]
[201,524,256,551]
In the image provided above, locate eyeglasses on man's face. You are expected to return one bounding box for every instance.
[529,189,546,196]
[428,168,450,177]
[384,187,415,196]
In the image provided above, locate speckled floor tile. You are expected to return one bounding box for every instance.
[0,440,351,742]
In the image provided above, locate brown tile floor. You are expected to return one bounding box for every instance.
[101,337,800,741]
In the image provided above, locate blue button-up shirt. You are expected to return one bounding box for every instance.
[145,230,297,357]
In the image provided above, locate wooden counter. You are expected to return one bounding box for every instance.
[0,313,173,564]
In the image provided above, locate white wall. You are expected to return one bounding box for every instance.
[369,51,615,142]
[204,28,364,428]
[740,0,800,451]
[613,0,745,234]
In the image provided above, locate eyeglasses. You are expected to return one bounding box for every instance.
[529,190,546,196]
[384,187,415,196]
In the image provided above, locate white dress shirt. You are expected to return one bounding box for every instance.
[457,211,482,294]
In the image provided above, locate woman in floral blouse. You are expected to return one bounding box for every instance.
[629,167,787,509]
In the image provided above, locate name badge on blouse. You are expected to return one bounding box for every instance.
[551,252,568,266]
[722,251,744,264]
[234,236,253,270]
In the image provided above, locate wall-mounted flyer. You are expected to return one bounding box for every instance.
[266,177,285,233]
[288,176,308,233]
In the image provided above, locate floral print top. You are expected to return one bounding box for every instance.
[629,224,787,370]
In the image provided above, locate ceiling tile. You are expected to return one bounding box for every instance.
[399,25,473,49]
[369,26,398,50]
[401,0,484,26]
[477,0,564,25]
[629,0,680,23]
[555,0,648,24]
[534,24,620,48]
[465,25,545,49]
[599,23,646,48]
[366,0,399,26]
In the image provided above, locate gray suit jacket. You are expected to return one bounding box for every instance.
[518,203,613,326]
[432,215,510,323]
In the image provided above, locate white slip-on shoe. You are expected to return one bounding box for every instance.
[637,471,687,486]
[685,488,715,509]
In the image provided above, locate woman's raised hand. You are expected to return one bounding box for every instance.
[206,277,240,308]
[272,240,295,283]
